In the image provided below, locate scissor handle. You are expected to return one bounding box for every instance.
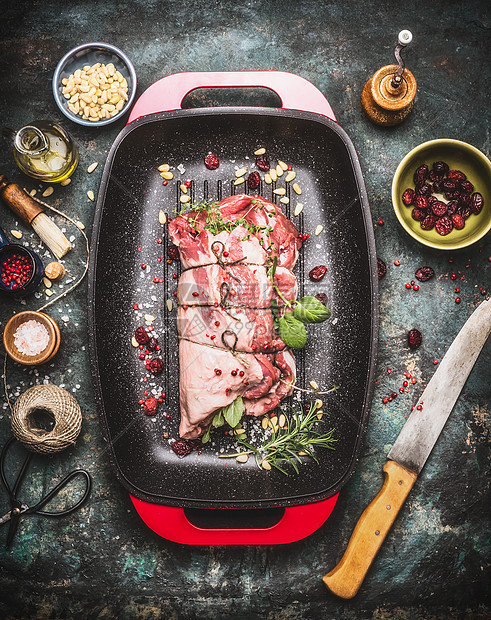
[28,469,92,516]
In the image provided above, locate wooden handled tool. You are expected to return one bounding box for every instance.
[323,298,491,598]
[0,174,71,259]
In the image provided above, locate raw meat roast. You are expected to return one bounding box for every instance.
[168,194,303,438]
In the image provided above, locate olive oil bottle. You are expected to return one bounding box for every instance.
[12,121,78,182]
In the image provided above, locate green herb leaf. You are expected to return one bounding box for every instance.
[201,426,212,444]
[221,396,244,428]
[278,313,307,349]
[212,411,225,428]
[267,255,278,281]
[293,296,331,324]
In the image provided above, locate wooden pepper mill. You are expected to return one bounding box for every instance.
[361,30,416,126]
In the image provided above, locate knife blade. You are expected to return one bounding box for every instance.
[323,298,491,599]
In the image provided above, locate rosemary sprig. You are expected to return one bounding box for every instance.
[219,400,336,475]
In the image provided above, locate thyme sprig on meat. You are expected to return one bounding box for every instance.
[219,400,337,475]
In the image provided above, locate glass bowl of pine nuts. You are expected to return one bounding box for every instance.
[53,42,137,127]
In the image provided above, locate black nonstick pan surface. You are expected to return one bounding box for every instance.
[88,107,378,509]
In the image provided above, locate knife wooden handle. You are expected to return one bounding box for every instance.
[323,460,417,599]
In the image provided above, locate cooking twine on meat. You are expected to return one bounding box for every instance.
[10,384,82,454]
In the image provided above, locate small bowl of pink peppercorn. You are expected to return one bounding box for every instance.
[392,139,491,250]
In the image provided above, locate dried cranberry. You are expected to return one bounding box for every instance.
[204,152,220,170]
[432,180,443,193]
[458,205,472,219]
[420,215,437,230]
[414,195,428,210]
[459,180,474,194]
[411,208,426,221]
[172,439,200,458]
[470,192,484,215]
[256,156,270,172]
[315,292,328,305]
[407,329,422,349]
[432,161,449,176]
[402,188,415,206]
[413,164,429,186]
[431,200,448,217]
[135,326,150,345]
[143,397,158,415]
[442,179,457,192]
[167,245,180,260]
[415,183,433,197]
[309,265,327,281]
[428,170,443,183]
[377,258,387,279]
[451,214,465,230]
[446,200,458,215]
[435,216,453,236]
[247,171,261,189]
[447,170,466,181]
[427,196,438,206]
[458,193,470,207]
[148,358,164,375]
[147,337,158,351]
[445,191,461,201]
[415,266,434,281]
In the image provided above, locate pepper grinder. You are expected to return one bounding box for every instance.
[361,30,416,126]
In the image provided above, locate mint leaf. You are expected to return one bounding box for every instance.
[221,396,244,428]
[293,296,331,324]
[278,313,307,349]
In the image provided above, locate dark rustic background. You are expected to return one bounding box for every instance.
[0,1,489,618]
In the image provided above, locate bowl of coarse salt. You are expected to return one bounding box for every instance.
[3,311,60,366]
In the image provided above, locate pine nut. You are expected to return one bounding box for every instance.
[273,188,286,195]
[166,299,173,311]
[280,197,290,204]
[87,190,95,201]
[43,277,52,288]
[261,417,269,429]
[270,169,277,182]
[87,162,98,173]
[285,171,296,183]
[264,173,272,184]
[309,380,319,390]
[294,203,304,216]
[315,225,324,236]
[158,164,170,172]
[279,414,286,427]
[10,230,22,239]
[159,211,167,225]
[278,160,288,171]
[236,454,249,463]
[42,186,54,197]
[254,147,266,155]
[60,178,71,186]
[292,183,302,195]
[145,314,155,322]
[234,177,245,185]
[180,195,191,203]
[276,164,283,177]
[261,460,271,470]
[160,171,174,180]
[180,184,188,193]
[131,337,139,348]
[235,167,247,177]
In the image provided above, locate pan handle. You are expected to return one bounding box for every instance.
[130,494,338,545]
[127,71,337,123]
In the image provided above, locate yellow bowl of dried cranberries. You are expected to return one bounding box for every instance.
[392,139,491,250]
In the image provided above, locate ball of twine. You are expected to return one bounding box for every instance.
[11,384,82,455]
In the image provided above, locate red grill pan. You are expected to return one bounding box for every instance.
[88,72,378,545]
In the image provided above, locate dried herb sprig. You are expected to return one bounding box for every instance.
[219,400,336,475]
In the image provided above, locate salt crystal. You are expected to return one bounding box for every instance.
[69,235,75,242]
[13,320,50,356]
[177,164,185,174]
[61,316,69,322]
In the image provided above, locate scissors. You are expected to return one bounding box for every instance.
[0,436,92,547]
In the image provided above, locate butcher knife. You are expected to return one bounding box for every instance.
[323,297,491,599]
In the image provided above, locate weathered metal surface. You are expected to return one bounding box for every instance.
[0,0,490,618]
